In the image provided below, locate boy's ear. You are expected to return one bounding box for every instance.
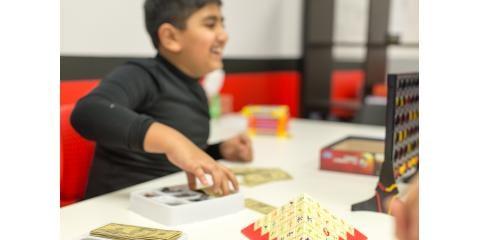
[157,23,182,53]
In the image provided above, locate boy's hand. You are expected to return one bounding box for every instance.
[143,122,239,196]
[220,133,253,163]
[165,138,239,196]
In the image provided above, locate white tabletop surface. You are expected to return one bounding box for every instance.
[61,115,398,240]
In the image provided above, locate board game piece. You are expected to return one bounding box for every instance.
[242,194,367,240]
[320,136,385,176]
[245,198,277,215]
[229,167,293,187]
[352,73,419,214]
[242,105,290,137]
[89,223,183,240]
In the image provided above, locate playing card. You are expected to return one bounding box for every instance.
[245,198,276,215]
[230,167,292,187]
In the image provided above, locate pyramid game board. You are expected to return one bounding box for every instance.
[242,194,367,240]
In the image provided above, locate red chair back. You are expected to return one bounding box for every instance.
[60,79,100,106]
[60,104,95,207]
[330,70,365,119]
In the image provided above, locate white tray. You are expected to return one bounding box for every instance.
[129,184,244,226]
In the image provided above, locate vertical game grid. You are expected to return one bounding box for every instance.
[389,73,419,181]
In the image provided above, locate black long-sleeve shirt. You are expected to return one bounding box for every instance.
[71,54,222,198]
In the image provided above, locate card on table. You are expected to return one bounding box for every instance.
[229,167,292,187]
[90,223,182,240]
[244,198,276,215]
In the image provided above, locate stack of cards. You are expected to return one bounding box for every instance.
[230,167,292,187]
[89,223,182,240]
[242,194,367,240]
[242,105,290,137]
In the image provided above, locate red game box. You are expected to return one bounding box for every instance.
[320,136,384,176]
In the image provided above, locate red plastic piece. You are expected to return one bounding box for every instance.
[241,223,275,240]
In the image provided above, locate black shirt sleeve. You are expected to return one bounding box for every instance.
[205,142,223,160]
[70,64,158,151]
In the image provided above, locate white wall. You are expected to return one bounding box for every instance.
[222,0,303,59]
[332,0,419,72]
[61,0,151,56]
[61,0,418,69]
[390,0,419,44]
[333,0,418,62]
[60,0,303,58]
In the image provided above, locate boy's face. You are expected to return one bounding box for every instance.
[176,4,228,77]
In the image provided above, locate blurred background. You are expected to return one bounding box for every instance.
[60,0,418,125]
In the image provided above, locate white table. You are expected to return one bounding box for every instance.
[61,115,398,240]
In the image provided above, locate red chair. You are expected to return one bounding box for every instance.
[60,104,95,207]
[60,79,100,106]
[330,70,365,119]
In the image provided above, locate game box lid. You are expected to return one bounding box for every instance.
[320,136,384,176]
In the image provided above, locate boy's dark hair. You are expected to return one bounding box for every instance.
[144,0,222,49]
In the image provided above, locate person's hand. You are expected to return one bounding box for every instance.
[390,177,419,240]
[143,122,239,196]
[220,133,253,162]
[164,137,239,196]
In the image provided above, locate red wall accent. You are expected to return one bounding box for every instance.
[221,71,300,117]
[61,72,302,117]
[60,70,364,120]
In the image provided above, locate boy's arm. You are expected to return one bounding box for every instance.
[70,64,157,151]
[71,64,239,195]
[144,123,238,195]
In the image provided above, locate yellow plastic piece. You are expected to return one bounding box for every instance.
[242,105,290,137]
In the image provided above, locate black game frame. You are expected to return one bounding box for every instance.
[352,72,419,213]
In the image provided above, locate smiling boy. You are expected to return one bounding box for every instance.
[71,0,253,199]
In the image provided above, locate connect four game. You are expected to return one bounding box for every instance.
[352,73,419,213]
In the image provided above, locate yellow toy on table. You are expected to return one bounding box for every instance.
[242,105,290,137]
